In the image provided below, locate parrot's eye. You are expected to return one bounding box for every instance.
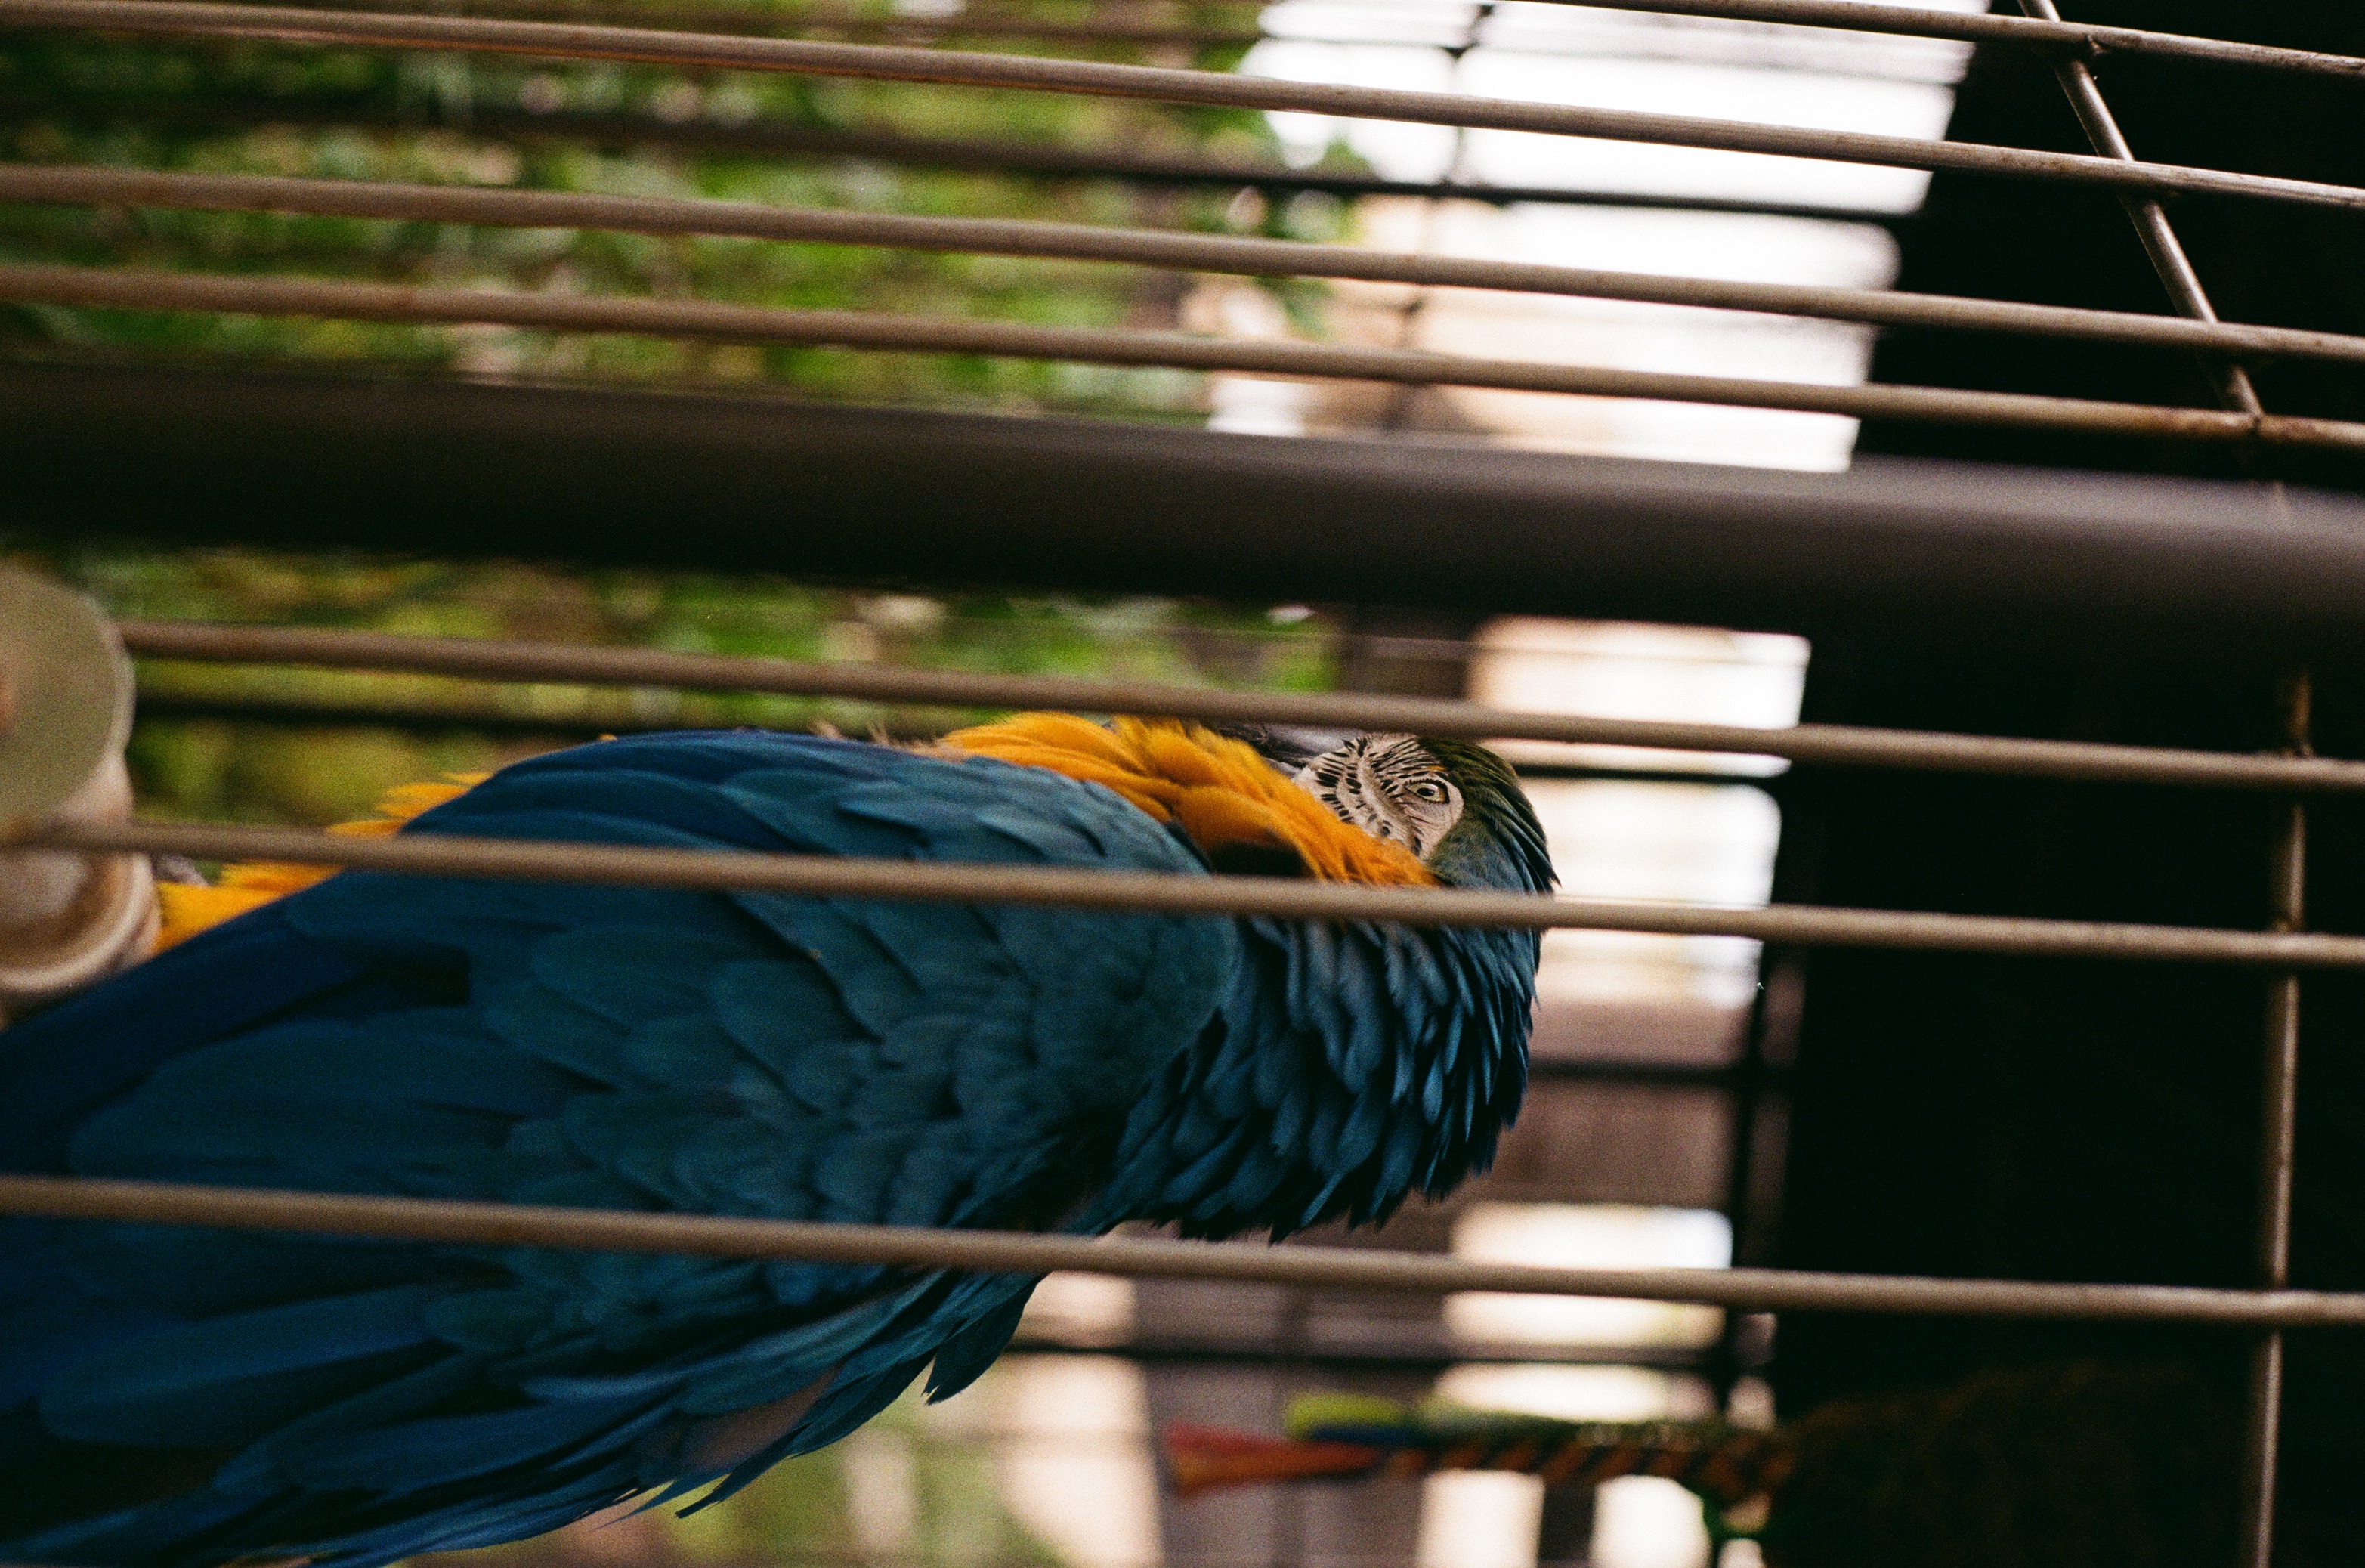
[1293,735,1465,861]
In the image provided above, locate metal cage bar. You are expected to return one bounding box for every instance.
[0,97,1927,226]
[2007,13,2302,1554]
[127,0,1981,79]
[2018,0,2268,417]
[5,1173,2365,1326]
[2246,676,2309,1568]
[1476,0,2365,82]
[5,2,2365,214]
[240,0,2365,84]
[9,164,2364,368]
[10,264,2364,453]
[28,817,2365,969]
[102,621,2365,794]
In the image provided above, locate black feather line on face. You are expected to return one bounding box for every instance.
[1283,734,1466,862]
[1213,724,1356,775]
[1218,725,1535,877]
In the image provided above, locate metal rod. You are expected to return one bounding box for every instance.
[342,1,1275,47]
[422,5,1273,47]
[1707,945,1786,1399]
[0,97,1922,228]
[29,816,2365,968]
[11,264,2365,452]
[2244,673,2311,1568]
[5,1174,2365,1325]
[2016,0,2265,418]
[10,164,2360,366]
[1003,1337,1717,1373]
[1300,0,2365,82]
[173,0,1973,79]
[110,619,2365,793]
[22,0,2364,88]
[119,689,1779,787]
[2014,28,2293,1552]
[5,2,2365,214]
[376,0,1268,25]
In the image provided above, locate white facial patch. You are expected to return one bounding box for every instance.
[1293,733,1464,860]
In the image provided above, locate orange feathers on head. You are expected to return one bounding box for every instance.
[941,715,1436,887]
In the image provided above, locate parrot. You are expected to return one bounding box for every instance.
[0,712,1553,1568]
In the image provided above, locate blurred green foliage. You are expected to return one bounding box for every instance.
[2,29,1354,1560]
[17,540,1343,824]
[413,1369,1074,1568]
[0,5,1354,413]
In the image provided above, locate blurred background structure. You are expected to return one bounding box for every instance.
[5,0,2365,1563]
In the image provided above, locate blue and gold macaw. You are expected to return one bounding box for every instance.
[0,715,1551,1566]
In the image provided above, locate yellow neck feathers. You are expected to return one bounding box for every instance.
[151,716,1430,954]
[153,775,484,951]
[942,715,1436,887]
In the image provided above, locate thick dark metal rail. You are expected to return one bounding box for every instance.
[3,1174,2363,1325]
[8,165,2359,366]
[16,362,2365,645]
[5,2,2364,213]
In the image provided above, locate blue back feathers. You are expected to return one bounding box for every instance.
[0,728,1544,1566]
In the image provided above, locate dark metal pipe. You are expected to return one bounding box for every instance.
[11,361,2365,648]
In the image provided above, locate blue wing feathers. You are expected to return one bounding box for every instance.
[0,905,380,1174]
[0,731,1241,1567]
[0,726,1541,1566]
[529,929,750,1027]
[38,1285,445,1448]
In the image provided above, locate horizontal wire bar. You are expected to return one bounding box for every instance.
[3,1174,2363,1325]
[14,265,2365,452]
[419,7,1275,47]
[1507,0,2365,84]
[28,818,2365,968]
[6,2,2364,214]
[411,0,1247,23]
[122,693,1780,787]
[359,6,1270,46]
[0,95,1921,227]
[1003,1338,1717,1373]
[252,0,1986,77]
[216,0,1972,78]
[12,164,2362,366]
[115,620,2365,793]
